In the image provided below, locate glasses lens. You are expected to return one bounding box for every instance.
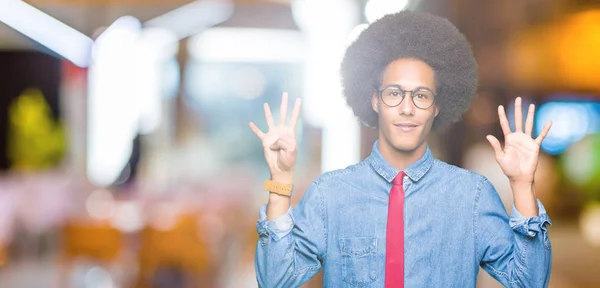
[413,89,435,109]
[381,88,403,106]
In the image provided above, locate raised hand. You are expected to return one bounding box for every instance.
[486,97,552,185]
[249,92,301,181]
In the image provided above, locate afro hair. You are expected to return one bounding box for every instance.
[340,11,478,131]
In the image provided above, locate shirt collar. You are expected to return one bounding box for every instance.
[367,139,433,183]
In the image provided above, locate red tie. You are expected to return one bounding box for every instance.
[385,171,405,288]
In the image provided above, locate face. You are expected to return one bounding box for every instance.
[371,58,440,154]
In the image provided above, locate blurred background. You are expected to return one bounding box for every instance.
[0,0,599,287]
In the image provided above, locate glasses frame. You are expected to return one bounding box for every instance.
[377,85,437,110]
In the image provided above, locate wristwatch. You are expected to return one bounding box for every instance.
[264,179,294,197]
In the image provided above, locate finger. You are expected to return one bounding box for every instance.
[270,138,296,152]
[279,92,288,126]
[498,105,511,137]
[514,97,523,133]
[535,120,552,145]
[289,98,302,129]
[525,103,535,136]
[486,135,504,160]
[249,122,265,140]
[264,103,275,129]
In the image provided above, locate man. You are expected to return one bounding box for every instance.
[249,11,553,288]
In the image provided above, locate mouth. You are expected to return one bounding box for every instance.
[394,123,419,132]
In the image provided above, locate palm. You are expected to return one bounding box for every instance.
[497,133,539,178]
[249,92,302,176]
[262,125,297,173]
[486,97,552,184]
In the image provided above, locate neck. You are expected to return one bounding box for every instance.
[377,138,427,172]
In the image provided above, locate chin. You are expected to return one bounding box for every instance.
[391,133,423,151]
[391,140,421,153]
[384,132,419,152]
[380,125,427,154]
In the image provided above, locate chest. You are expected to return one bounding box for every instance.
[327,183,475,264]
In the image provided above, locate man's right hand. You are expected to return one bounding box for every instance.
[249,92,302,184]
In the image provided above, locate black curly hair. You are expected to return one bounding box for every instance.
[341,11,478,131]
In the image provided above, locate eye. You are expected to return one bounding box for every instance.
[383,89,402,97]
[414,91,432,99]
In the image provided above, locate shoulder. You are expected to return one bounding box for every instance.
[306,159,379,197]
[313,160,370,185]
[431,158,495,193]
[297,161,369,208]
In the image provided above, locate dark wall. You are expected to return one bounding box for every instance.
[0,50,61,170]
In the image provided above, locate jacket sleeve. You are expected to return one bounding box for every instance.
[475,178,552,288]
[255,180,327,287]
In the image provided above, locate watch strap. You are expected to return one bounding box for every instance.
[264,179,293,196]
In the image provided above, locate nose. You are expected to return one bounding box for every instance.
[398,91,415,116]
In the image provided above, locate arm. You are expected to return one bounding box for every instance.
[476,178,552,288]
[250,93,326,287]
[255,180,327,288]
[482,97,554,287]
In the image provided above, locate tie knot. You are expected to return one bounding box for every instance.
[393,172,405,186]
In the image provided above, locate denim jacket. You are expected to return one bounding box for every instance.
[255,140,552,287]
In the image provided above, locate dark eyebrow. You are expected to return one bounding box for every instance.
[380,84,436,93]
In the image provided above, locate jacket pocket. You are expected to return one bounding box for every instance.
[339,237,378,287]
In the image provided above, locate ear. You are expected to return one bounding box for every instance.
[371,93,379,113]
[434,104,440,117]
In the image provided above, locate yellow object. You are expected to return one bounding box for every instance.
[0,245,6,267]
[7,87,66,171]
[264,179,294,196]
[59,221,124,288]
[61,221,123,261]
[507,10,600,92]
[137,213,211,287]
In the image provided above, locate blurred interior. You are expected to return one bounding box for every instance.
[0,0,600,287]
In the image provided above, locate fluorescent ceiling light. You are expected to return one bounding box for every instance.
[0,0,93,67]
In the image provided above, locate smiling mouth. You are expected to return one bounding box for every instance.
[394,123,418,132]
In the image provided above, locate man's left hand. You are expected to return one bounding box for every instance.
[486,97,552,185]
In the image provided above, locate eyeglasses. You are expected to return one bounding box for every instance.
[378,86,436,109]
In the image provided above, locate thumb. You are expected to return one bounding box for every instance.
[270,138,295,152]
[485,135,504,160]
[486,135,503,160]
